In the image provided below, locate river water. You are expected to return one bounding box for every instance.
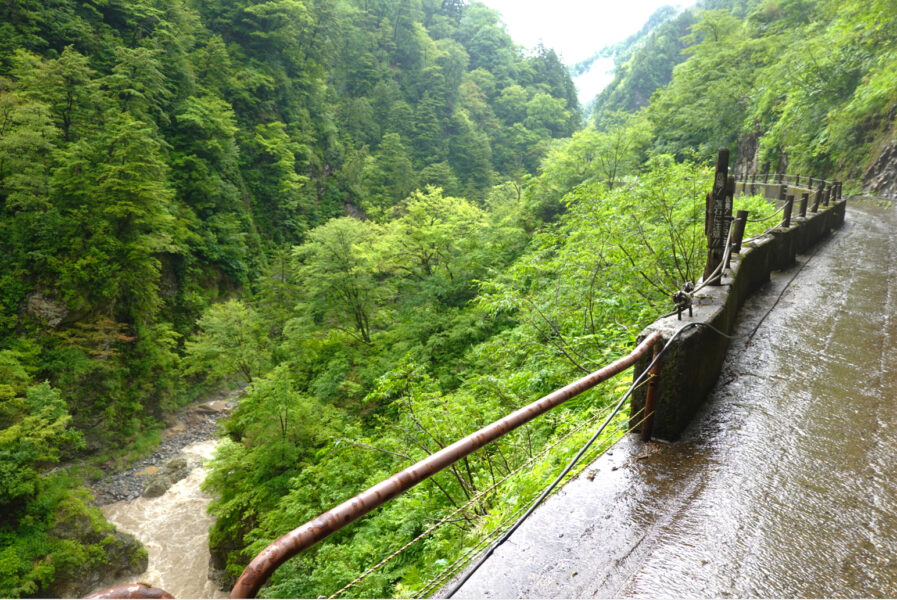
[450,201,897,597]
[93,439,227,598]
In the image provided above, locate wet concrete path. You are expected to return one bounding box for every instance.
[449,201,897,598]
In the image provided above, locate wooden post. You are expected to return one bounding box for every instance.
[641,344,661,442]
[823,185,831,207]
[783,195,794,228]
[731,210,749,256]
[799,192,809,218]
[703,149,731,284]
[726,210,744,268]
[812,182,823,212]
[796,174,801,186]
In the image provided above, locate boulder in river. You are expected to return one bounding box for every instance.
[143,474,174,498]
[142,454,201,497]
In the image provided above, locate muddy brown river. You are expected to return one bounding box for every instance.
[449,201,897,598]
[90,440,227,599]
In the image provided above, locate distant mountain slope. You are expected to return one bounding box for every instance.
[588,0,765,126]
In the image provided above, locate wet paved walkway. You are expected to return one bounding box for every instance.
[449,201,897,598]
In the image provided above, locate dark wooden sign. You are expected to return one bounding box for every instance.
[703,148,731,284]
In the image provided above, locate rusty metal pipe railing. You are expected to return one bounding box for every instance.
[229,330,663,598]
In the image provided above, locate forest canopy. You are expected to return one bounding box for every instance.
[1,0,895,596]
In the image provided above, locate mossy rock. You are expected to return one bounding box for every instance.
[142,474,174,498]
[162,455,192,483]
[48,508,147,597]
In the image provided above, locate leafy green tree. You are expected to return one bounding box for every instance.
[183,299,269,384]
[293,217,392,344]
[448,109,492,197]
[362,132,415,212]
[0,83,57,212]
[105,46,173,123]
[418,161,462,196]
[11,47,106,142]
[52,112,179,321]
[494,84,528,124]
[524,92,571,138]
[241,121,310,242]
[385,186,486,285]
[412,91,444,163]
[0,382,79,512]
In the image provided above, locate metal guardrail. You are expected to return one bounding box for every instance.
[88,163,853,600]
[228,331,663,598]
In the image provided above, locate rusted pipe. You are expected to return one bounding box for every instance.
[229,331,663,599]
[640,344,662,442]
[86,584,174,599]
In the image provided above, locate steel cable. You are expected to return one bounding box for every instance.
[745,203,785,223]
[443,322,719,598]
[327,392,636,598]
[417,407,651,598]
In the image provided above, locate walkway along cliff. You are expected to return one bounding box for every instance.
[449,184,897,599]
[630,156,847,441]
[89,149,849,599]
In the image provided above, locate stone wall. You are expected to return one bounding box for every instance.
[629,198,847,440]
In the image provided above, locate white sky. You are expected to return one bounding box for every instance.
[478,0,692,64]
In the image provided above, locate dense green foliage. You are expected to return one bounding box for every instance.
[1,0,895,596]
[592,0,897,181]
[0,0,580,446]
[0,0,582,595]
[0,350,147,597]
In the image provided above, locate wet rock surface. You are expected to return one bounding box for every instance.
[864,140,897,196]
[142,455,202,498]
[91,388,240,505]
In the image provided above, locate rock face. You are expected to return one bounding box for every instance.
[48,513,148,598]
[24,292,69,327]
[735,129,760,175]
[864,139,897,196]
[208,540,239,591]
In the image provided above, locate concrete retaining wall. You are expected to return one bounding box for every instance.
[629,198,846,441]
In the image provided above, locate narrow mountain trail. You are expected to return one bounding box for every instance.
[449,200,897,598]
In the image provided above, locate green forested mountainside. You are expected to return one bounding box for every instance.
[595,0,897,183]
[589,0,761,125]
[0,0,580,447]
[1,0,896,597]
[570,5,680,79]
[588,8,696,124]
[0,0,581,595]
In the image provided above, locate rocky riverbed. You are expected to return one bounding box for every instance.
[91,388,240,505]
[85,388,243,598]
